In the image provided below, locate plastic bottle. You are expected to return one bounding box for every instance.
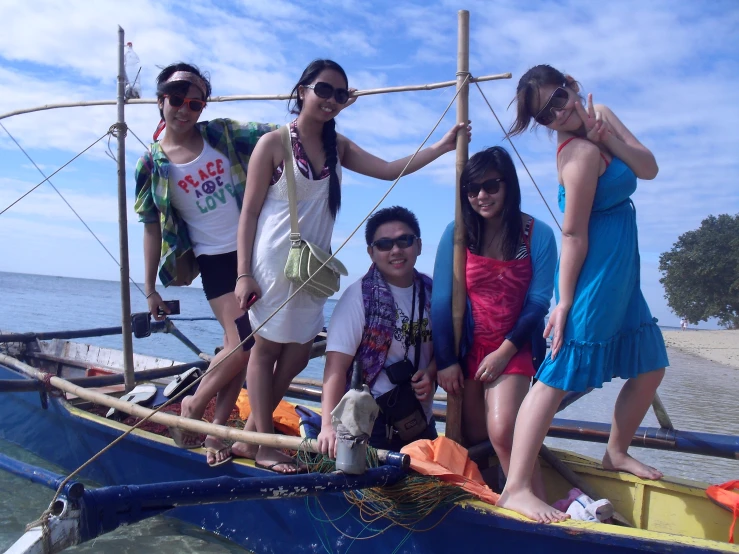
[124,42,141,100]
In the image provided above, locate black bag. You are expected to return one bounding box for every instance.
[384,358,416,385]
[375,383,428,442]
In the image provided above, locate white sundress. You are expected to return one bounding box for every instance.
[248,144,341,344]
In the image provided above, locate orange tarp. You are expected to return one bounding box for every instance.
[401,436,499,505]
[235,389,301,437]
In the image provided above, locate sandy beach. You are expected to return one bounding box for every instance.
[662,329,739,369]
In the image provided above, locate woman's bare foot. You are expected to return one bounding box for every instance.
[231,441,258,459]
[497,488,570,523]
[254,446,306,474]
[602,450,663,480]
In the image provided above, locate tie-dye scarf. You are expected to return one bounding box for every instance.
[348,264,432,389]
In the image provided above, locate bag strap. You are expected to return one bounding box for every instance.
[279,125,301,245]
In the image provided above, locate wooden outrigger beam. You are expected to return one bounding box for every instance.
[0,74,510,121]
[0,353,407,466]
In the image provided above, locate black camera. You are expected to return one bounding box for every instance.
[234,293,259,351]
[131,312,152,339]
[157,300,181,317]
[384,359,416,385]
[235,313,256,351]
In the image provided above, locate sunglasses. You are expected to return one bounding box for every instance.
[165,94,206,112]
[304,82,350,105]
[465,177,504,197]
[371,234,417,252]
[534,85,569,126]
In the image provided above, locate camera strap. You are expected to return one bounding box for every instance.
[401,275,425,373]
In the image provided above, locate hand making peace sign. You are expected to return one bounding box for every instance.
[574,93,613,145]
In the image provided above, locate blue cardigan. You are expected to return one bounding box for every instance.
[432,218,557,372]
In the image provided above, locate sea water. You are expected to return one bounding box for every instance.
[0,271,737,552]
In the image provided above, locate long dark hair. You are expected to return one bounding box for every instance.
[460,147,522,259]
[508,64,579,137]
[288,59,347,219]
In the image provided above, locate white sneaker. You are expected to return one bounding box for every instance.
[566,493,614,522]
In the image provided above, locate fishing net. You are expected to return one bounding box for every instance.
[297,441,474,537]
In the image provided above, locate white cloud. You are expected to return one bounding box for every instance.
[0,0,736,330]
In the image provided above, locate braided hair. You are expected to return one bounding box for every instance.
[288,59,347,219]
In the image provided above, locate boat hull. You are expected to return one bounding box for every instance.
[0,364,735,553]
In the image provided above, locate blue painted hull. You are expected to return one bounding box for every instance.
[0,365,727,553]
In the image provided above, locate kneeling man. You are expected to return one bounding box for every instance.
[318,206,437,457]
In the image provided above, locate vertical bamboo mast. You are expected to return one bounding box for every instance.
[447,10,470,444]
[116,26,135,392]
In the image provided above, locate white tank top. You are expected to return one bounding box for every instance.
[168,141,239,256]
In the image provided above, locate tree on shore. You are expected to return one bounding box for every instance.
[659,214,739,329]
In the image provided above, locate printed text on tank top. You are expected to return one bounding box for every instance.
[167,141,238,256]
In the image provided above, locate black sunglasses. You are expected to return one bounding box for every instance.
[165,94,206,112]
[304,82,350,105]
[371,234,417,252]
[534,85,569,126]
[465,177,504,197]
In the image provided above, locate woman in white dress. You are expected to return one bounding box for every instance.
[233,59,470,472]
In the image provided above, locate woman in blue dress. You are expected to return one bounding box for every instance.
[499,65,669,523]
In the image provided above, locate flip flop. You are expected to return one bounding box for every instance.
[169,427,203,449]
[106,384,157,420]
[206,446,233,468]
[255,459,308,475]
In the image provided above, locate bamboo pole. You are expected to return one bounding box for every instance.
[445,9,470,445]
[0,354,413,465]
[0,73,511,121]
[652,393,674,430]
[116,27,135,393]
[0,353,313,454]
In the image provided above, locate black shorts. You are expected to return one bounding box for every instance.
[197,251,238,301]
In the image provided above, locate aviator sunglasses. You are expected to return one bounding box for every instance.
[371,234,417,252]
[165,94,207,112]
[304,82,350,105]
[534,85,569,126]
[465,177,504,197]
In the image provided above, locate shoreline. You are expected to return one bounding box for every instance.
[662,329,739,369]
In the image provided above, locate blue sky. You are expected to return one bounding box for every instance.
[0,0,737,328]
